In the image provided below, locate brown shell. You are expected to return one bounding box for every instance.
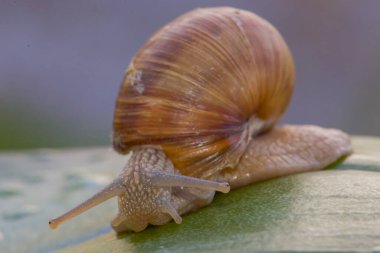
[113,7,294,179]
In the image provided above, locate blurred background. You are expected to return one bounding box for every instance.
[0,0,379,150]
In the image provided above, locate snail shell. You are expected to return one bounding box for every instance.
[113,7,294,180]
[49,7,352,232]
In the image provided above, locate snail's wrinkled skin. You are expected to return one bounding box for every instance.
[49,7,352,232]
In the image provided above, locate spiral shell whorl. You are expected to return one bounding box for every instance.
[113,7,294,179]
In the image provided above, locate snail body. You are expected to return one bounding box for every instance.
[49,7,352,232]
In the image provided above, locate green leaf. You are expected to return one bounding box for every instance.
[1,137,380,253]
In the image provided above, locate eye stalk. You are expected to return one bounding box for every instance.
[49,147,230,232]
[149,170,230,193]
[48,177,124,230]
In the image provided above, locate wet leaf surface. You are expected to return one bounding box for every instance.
[1,137,380,253]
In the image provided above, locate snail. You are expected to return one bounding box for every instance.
[49,6,352,233]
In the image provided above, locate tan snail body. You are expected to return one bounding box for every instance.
[49,7,352,232]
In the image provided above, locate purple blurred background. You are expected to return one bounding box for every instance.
[1,0,379,150]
